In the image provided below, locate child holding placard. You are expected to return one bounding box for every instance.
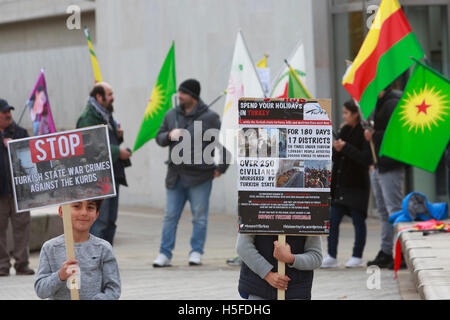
[34,200,121,300]
[236,234,322,300]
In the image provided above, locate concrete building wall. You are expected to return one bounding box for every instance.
[0,0,330,215]
[0,11,96,131]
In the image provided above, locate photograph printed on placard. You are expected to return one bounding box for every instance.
[276,159,304,188]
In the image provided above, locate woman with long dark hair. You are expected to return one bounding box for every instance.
[321,100,372,268]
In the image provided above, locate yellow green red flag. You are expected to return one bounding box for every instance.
[342,0,424,119]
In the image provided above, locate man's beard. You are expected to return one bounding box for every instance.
[102,97,114,113]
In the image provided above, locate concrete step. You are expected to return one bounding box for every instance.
[407,248,450,260]
[395,219,450,300]
[404,239,450,249]
[416,268,450,300]
[417,270,450,286]
[419,285,450,300]
[7,207,63,253]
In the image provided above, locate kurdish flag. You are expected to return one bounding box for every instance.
[133,42,176,152]
[84,27,103,83]
[342,0,424,119]
[380,60,450,172]
[288,64,311,99]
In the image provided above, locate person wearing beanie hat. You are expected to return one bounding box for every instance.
[178,79,201,101]
[153,79,230,267]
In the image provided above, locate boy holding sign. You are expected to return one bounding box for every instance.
[7,125,119,299]
[236,234,322,300]
[34,200,121,300]
[236,98,331,299]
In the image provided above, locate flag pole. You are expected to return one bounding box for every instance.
[208,89,227,108]
[16,103,28,127]
[360,118,378,165]
[410,56,450,83]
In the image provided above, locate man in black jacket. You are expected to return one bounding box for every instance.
[0,99,34,276]
[153,79,229,267]
[364,87,405,268]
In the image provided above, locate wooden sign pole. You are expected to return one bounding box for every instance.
[61,204,80,300]
[277,234,286,300]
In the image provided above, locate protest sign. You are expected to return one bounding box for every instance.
[237,98,332,300]
[8,125,115,300]
[8,125,116,213]
[238,98,332,235]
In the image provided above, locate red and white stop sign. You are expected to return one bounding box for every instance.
[29,132,84,163]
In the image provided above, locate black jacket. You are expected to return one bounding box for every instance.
[331,123,372,214]
[0,122,29,196]
[238,235,313,300]
[372,89,406,172]
[156,100,230,189]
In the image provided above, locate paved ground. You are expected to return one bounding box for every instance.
[0,206,402,300]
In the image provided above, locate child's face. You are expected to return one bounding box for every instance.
[59,201,99,233]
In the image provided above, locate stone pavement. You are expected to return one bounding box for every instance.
[0,206,404,300]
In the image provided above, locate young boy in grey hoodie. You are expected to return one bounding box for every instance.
[34,200,121,300]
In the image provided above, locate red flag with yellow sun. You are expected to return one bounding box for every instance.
[380,59,450,172]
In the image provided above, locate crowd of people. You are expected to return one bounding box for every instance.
[0,79,232,299]
[322,86,409,270]
[304,168,331,189]
[0,79,447,300]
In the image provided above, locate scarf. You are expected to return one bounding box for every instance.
[88,96,115,132]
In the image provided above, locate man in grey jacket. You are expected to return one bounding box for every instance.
[365,87,406,268]
[153,79,230,267]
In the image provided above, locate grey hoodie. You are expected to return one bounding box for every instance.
[156,100,230,189]
[34,234,121,300]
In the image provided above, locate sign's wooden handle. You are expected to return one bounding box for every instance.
[277,234,286,300]
[61,204,80,300]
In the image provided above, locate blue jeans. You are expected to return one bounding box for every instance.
[160,179,213,259]
[370,167,404,256]
[90,184,120,245]
[327,204,367,259]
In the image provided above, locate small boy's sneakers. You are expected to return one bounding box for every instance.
[152,253,171,268]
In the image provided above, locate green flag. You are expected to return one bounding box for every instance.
[288,65,311,99]
[133,42,176,152]
[380,59,450,172]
